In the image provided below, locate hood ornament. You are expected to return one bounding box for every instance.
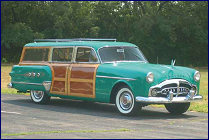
[171,59,176,68]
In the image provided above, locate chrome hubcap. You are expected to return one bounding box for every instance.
[119,92,133,110]
[33,91,44,100]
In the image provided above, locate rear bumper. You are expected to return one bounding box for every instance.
[135,95,203,103]
[7,83,13,88]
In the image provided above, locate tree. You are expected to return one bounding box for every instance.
[1,1,208,66]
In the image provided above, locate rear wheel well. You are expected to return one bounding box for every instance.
[110,82,130,104]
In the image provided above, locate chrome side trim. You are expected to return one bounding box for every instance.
[101,61,147,64]
[96,75,136,81]
[12,81,43,86]
[12,81,52,92]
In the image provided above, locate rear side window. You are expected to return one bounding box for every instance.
[52,48,73,62]
[76,47,98,62]
[23,48,49,61]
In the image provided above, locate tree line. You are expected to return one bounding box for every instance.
[1,1,208,66]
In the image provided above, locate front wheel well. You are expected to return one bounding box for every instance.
[110,82,130,104]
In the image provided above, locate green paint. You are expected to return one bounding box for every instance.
[96,62,200,101]
[10,65,52,92]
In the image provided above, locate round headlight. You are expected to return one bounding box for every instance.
[146,72,154,83]
[194,71,201,82]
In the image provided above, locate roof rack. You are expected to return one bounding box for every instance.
[34,38,117,42]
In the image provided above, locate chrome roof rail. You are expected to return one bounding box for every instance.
[34,38,117,42]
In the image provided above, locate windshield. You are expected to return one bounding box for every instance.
[98,47,147,63]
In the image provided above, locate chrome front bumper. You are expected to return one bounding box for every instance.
[136,94,203,104]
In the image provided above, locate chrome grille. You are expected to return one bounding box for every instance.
[161,87,190,95]
[149,79,195,97]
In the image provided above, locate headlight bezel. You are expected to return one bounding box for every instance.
[194,71,201,82]
[146,72,154,83]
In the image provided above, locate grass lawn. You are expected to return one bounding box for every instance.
[1,65,208,113]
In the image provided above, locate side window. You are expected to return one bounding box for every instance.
[23,48,49,61]
[76,47,98,62]
[52,48,73,62]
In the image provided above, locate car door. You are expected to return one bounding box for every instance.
[49,47,74,95]
[68,47,99,98]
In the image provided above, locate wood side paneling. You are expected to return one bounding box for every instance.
[19,61,99,98]
[52,81,65,92]
[53,66,67,78]
[50,64,69,95]
[68,64,99,98]
[70,82,93,95]
[71,67,95,79]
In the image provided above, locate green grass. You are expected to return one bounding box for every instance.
[189,67,208,113]
[2,128,131,137]
[1,65,208,113]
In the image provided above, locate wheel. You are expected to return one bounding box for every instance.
[164,103,190,115]
[115,87,140,115]
[30,90,50,104]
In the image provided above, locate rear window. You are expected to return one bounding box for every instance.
[22,48,49,62]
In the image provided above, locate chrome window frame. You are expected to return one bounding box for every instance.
[97,46,148,64]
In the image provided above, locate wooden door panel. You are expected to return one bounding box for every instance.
[53,66,67,78]
[70,82,93,95]
[50,64,69,95]
[52,81,65,92]
[68,64,99,98]
[71,67,95,79]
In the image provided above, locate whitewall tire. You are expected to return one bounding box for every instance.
[115,87,139,115]
[30,90,50,104]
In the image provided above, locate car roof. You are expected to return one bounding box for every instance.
[24,41,137,51]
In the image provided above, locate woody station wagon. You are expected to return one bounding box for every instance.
[8,38,203,115]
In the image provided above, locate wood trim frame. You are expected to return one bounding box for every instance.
[19,45,100,99]
[68,64,99,98]
[49,64,70,95]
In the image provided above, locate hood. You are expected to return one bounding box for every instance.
[97,62,196,84]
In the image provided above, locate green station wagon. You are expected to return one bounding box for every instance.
[8,38,203,115]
